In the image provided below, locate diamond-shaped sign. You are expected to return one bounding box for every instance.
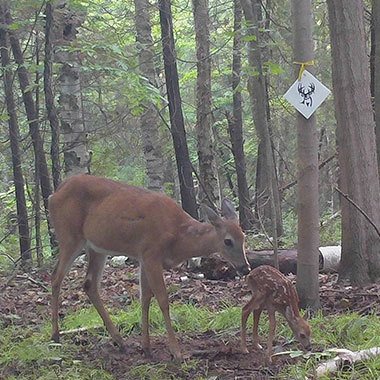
[284,70,331,119]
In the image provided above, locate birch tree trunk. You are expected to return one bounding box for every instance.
[44,1,61,190]
[292,0,320,309]
[54,0,89,177]
[327,0,380,284]
[134,0,164,192]
[192,0,220,209]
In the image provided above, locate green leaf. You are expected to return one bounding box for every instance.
[264,61,285,75]
[242,34,257,42]
[8,22,22,31]
[0,113,9,122]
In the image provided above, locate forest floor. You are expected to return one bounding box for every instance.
[1,258,380,379]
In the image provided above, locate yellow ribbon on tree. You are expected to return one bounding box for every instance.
[294,60,314,81]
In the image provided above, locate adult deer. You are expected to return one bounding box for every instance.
[49,174,250,361]
[241,265,311,359]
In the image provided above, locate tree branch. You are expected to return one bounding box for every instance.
[335,187,380,238]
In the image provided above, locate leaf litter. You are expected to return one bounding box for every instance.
[0,259,379,379]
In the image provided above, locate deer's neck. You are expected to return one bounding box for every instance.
[172,220,220,262]
[283,304,301,328]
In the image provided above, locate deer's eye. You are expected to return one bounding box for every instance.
[224,238,233,247]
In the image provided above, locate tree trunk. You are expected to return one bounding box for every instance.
[0,7,31,265]
[252,0,283,238]
[227,0,255,231]
[134,0,164,192]
[53,1,90,177]
[327,0,380,284]
[192,0,220,209]
[44,1,61,190]
[292,0,320,309]
[3,3,57,252]
[241,0,279,266]
[4,7,53,215]
[373,0,380,176]
[159,0,198,219]
[35,30,43,266]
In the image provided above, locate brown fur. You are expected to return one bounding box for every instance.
[49,174,250,361]
[241,265,311,358]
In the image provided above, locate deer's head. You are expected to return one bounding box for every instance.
[285,307,312,350]
[202,199,250,276]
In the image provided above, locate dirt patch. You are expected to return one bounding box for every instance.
[1,260,379,379]
[59,329,290,380]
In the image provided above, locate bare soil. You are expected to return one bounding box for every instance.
[1,259,379,379]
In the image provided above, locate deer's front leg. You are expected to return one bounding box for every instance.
[143,259,182,361]
[84,251,125,349]
[139,265,154,358]
[241,292,266,353]
[241,297,256,353]
[250,292,266,351]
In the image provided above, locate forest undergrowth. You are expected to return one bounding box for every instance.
[1,258,380,380]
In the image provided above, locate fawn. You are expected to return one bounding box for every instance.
[241,265,311,358]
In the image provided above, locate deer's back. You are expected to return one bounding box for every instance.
[48,175,190,254]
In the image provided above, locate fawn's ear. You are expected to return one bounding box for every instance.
[221,198,238,221]
[201,204,222,226]
[285,306,295,320]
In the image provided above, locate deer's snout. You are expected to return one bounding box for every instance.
[303,342,312,351]
[237,264,251,276]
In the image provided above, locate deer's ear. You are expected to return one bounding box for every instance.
[201,205,222,226]
[221,198,238,221]
[285,306,295,320]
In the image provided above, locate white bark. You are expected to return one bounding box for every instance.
[134,0,164,192]
[315,347,380,378]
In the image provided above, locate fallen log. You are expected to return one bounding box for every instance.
[197,247,341,280]
[246,246,341,275]
[246,249,299,274]
[315,347,380,378]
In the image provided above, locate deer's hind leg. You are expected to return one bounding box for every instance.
[266,305,277,358]
[140,265,154,358]
[51,236,85,343]
[252,308,263,350]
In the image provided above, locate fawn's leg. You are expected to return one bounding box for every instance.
[241,291,266,353]
[266,306,277,358]
[241,297,255,353]
[252,308,263,350]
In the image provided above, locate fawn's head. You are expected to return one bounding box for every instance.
[202,199,250,276]
[286,307,312,350]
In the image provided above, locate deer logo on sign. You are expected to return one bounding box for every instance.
[297,82,315,107]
